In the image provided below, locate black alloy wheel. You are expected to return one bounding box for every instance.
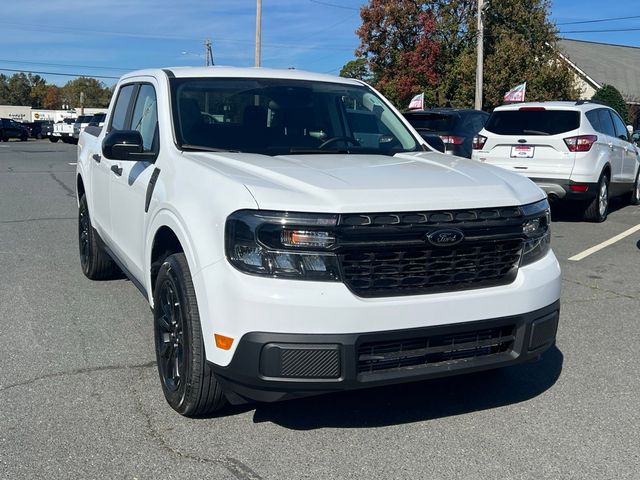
[155,279,185,393]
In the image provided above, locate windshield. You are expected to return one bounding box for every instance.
[485,110,580,136]
[170,77,419,156]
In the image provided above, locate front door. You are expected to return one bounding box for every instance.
[109,82,159,282]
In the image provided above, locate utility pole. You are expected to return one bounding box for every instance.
[79,91,85,116]
[204,38,214,66]
[255,0,262,67]
[474,0,484,110]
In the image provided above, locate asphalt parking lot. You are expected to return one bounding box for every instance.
[1,140,639,479]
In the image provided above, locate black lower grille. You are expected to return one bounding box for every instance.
[339,239,523,298]
[357,325,516,374]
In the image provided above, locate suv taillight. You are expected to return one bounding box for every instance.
[472,135,487,150]
[564,135,597,152]
[440,135,464,145]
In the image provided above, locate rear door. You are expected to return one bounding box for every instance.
[477,108,580,178]
[90,83,136,239]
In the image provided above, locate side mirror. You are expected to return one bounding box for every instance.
[102,130,143,160]
[420,133,446,153]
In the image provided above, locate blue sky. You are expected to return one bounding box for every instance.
[0,0,638,87]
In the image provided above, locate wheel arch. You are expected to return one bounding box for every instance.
[146,210,200,308]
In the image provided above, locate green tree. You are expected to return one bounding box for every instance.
[28,74,48,108]
[0,74,8,104]
[481,0,578,109]
[60,77,111,108]
[339,58,371,82]
[592,84,629,123]
[354,0,577,110]
[6,73,32,106]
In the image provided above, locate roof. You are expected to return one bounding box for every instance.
[121,66,362,86]
[559,38,640,102]
[493,101,605,112]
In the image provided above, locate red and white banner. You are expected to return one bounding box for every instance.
[504,82,527,103]
[408,93,424,110]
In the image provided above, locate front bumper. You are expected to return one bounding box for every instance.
[212,301,560,404]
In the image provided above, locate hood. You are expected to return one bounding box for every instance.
[182,151,545,213]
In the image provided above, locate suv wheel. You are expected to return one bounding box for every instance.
[584,174,609,222]
[627,170,640,206]
[78,195,118,279]
[49,137,59,143]
[153,253,226,416]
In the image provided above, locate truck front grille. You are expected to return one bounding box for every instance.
[357,325,516,374]
[338,239,523,298]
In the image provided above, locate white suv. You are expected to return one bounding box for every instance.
[472,101,640,222]
[77,67,561,416]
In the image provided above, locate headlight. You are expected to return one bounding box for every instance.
[520,199,551,266]
[225,210,341,281]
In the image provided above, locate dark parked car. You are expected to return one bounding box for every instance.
[87,113,106,127]
[25,120,54,139]
[403,108,489,158]
[0,118,29,141]
[40,121,55,139]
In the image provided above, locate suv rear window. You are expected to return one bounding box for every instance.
[404,113,454,132]
[485,110,580,136]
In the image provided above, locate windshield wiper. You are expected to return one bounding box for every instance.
[522,129,550,136]
[181,144,240,153]
[286,148,350,155]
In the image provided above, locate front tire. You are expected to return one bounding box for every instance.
[584,174,609,222]
[78,194,118,279]
[153,253,226,416]
[49,137,59,143]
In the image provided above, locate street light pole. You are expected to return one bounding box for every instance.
[475,0,484,110]
[255,0,262,67]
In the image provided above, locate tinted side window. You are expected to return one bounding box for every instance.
[596,109,616,137]
[130,84,158,152]
[610,110,629,141]
[110,84,136,131]
[585,110,600,132]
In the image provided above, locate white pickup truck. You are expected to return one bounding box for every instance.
[77,67,561,416]
[53,117,76,143]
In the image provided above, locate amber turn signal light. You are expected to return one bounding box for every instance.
[214,334,234,350]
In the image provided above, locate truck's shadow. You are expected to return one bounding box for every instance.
[247,346,563,430]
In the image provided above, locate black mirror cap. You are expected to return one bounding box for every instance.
[420,133,446,153]
[102,130,143,160]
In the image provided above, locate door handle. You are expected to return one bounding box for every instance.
[110,165,123,176]
[608,142,614,149]
[92,153,101,163]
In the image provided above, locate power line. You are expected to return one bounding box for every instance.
[0,68,119,80]
[0,58,131,72]
[561,27,640,33]
[557,14,640,26]
[309,0,360,11]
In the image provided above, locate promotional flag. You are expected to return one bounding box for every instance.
[503,82,527,103]
[408,93,425,110]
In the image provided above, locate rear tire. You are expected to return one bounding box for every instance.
[153,253,226,416]
[584,174,609,222]
[627,170,640,206]
[20,132,27,141]
[78,194,119,279]
[49,137,59,143]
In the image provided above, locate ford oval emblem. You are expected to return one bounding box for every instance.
[427,229,465,247]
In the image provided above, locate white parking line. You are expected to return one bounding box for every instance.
[568,223,640,261]
[68,162,77,165]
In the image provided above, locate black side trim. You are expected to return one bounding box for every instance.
[145,168,161,213]
[162,68,175,79]
[94,228,148,299]
[84,126,102,138]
